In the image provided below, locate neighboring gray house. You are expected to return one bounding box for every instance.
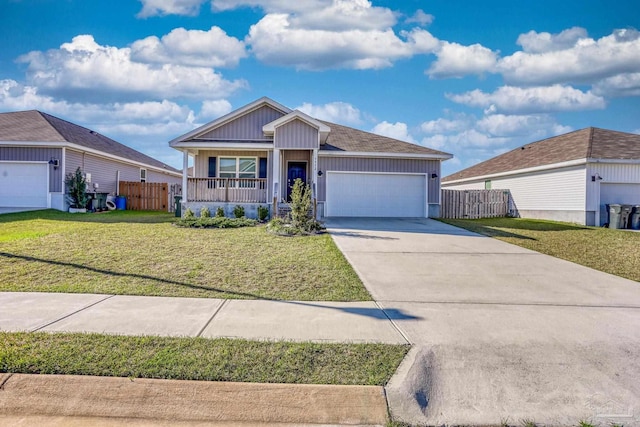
[442,127,640,226]
[0,110,181,211]
[169,97,452,218]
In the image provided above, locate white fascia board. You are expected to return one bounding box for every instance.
[1,141,181,177]
[263,110,330,134]
[170,142,274,150]
[443,158,588,185]
[169,97,291,146]
[587,158,640,165]
[319,150,453,160]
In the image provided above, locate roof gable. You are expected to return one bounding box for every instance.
[170,97,291,145]
[263,110,330,144]
[443,127,640,183]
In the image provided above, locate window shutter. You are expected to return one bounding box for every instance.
[208,157,217,177]
[259,157,267,179]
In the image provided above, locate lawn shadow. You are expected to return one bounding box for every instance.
[285,301,422,321]
[0,209,174,225]
[328,230,397,240]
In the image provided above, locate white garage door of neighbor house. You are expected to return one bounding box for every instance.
[0,162,49,208]
[326,172,426,217]
[600,183,640,206]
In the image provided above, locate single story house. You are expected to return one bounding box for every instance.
[0,110,181,211]
[442,127,640,226]
[169,97,452,218]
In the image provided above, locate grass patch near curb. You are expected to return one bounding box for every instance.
[440,217,640,282]
[0,332,408,386]
[0,210,368,301]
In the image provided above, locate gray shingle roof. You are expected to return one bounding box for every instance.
[0,110,180,173]
[443,127,640,182]
[320,120,451,157]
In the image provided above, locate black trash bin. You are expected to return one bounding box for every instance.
[620,205,633,229]
[174,196,182,217]
[631,205,640,230]
[607,204,621,229]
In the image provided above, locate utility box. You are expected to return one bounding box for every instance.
[607,204,621,229]
[631,205,640,230]
[174,196,182,217]
[620,205,633,229]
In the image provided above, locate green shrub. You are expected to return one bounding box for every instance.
[64,167,88,209]
[266,179,323,236]
[184,208,195,219]
[215,207,225,217]
[233,205,245,218]
[174,217,257,229]
[257,205,270,222]
[200,206,211,218]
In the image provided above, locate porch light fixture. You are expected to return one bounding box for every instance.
[48,158,59,170]
[591,173,603,182]
[430,173,438,180]
[317,170,323,177]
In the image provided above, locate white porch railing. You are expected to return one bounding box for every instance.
[187,178,267,203]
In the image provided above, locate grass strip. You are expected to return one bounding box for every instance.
[440,217,640,282]
[0,332,408,386]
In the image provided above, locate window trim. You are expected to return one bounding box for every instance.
[140,168,147,183]
[218,156,258,179]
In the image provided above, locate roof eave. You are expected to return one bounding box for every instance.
[319,150,452,160]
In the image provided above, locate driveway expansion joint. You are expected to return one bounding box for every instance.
[31,294,116,332]
[375,301,412,345]
[196,299,228,337]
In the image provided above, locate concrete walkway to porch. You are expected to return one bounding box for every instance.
[0,292,408,344]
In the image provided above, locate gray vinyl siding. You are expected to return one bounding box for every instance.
[199,105,284,140]
[317,157,441,204]
[274,120,318,149]
[65,149,179,195]
[0,146,63,192]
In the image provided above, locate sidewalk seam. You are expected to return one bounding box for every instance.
[196,299,228,337]
[31,294,115,332]
[375,301,412,345]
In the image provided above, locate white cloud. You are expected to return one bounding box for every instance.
[516,27,588,53]
[499,28,640,86]
[137,0,205,17]
[593,72,640,97]
[447,85,606,114]
[247,14,436,70]
[131,26,246,68]
[17,35,246,102]
[421,117,472,134]
[406,9,434,26]
[371,121,417,143]
[427,41,498,78]
[198,99,233,120]
[476,114,572,137]
[296,101,363,125]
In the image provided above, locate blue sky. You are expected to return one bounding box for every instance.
[1,0,639,175]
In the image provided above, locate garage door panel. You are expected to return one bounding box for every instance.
[326,172,426,217]
[0,162,49,208]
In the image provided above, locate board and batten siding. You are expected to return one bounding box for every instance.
[317,157,440,204]
[274,119,319,149]
[198,105,284,140]
[65,149,179,195]
[0,146,63,192]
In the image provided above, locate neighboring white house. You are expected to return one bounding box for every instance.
[0,110,182,211]
[442,127,640,226]
[170,97,453,219]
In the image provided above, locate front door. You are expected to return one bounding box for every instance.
[287,162,307,201]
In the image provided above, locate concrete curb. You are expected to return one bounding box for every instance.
[0,374,388,426]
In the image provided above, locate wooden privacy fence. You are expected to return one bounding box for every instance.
[441,189,511,219]
[118,181,169,211]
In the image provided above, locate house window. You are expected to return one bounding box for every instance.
[219,157,257,179]
[140,168,147,183]
[484,180,491,189]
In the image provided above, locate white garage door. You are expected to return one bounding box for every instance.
[600,183,640,205]
[326,172,426,217]
[0,162,49,208]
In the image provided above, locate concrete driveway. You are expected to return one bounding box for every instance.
[327,218,640,426]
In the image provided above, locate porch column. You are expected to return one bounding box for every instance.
[273,148,281,202]
[311,148,318,199]
[182,150,189,202]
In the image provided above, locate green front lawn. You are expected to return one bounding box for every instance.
[0,332,408,386]
[440,217,640,282]
[0,210,368,301]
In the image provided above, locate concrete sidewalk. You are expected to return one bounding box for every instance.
[0,292,407,344]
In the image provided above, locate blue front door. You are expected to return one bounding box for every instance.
[287,162,307,201]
